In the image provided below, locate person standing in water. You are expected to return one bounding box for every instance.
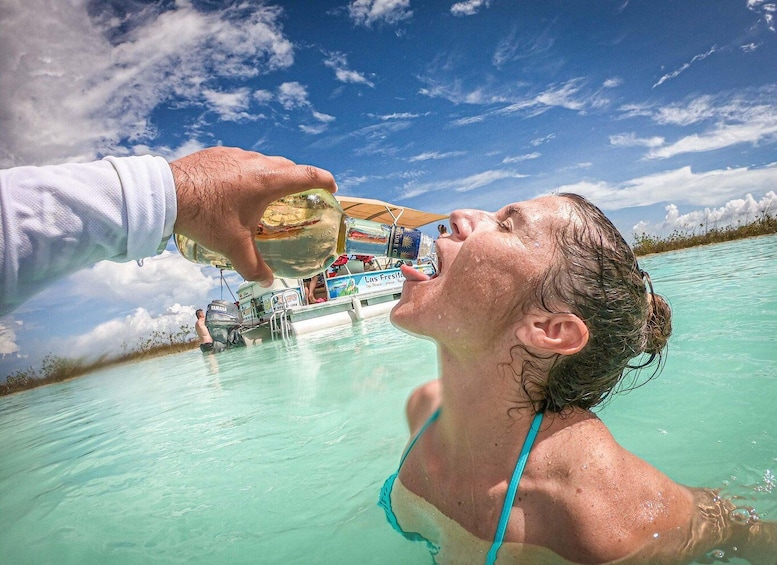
[381,193,777,564]
[195,309,214,353]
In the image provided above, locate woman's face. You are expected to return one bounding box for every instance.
[390,196,574,351]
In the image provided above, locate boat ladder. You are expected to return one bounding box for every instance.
[268,291,296,340]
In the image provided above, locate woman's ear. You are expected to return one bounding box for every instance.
[515,312,589,356]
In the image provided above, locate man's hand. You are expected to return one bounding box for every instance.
[171,147,337,286]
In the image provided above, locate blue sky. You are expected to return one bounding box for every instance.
[1,0,776,376]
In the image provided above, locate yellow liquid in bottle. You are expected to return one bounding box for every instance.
[255,190,345,278]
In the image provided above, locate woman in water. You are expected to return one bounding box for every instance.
[381,194,776,564]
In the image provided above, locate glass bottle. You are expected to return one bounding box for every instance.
[174,189,434,279]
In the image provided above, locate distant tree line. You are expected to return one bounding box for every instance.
[1,325,197,396]
[633,209,776,255]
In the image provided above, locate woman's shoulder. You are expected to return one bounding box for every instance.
[405,379,442,435]
[523,412,696,561]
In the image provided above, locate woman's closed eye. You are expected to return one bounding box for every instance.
[497,218,512,232]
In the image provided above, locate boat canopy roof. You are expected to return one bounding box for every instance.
[336,195,448,229]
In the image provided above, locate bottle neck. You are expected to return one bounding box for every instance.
[342,217,428,260]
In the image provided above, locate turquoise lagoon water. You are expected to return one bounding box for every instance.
[1,235,775,564]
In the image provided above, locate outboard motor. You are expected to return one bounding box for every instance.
[205,300,246,352]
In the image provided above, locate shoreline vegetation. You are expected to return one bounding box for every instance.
[1,328,199,396]
[2,214,776,397]
[632,210,776,255]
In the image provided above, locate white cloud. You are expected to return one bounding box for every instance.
[0,320,21,357]
[653,46,718,88]
[424,77,605,125]
[409,150,466,162]
[400,169,527,199]
[299,124,328,135]
[648,120,777,159]
[349,0,412,27]
[371,112,425,120]
[419,80,504,106]
[492,26,555,67]
[299,110,337,135]
[277,81,310,109]
[142,139,208,162]
[747,0,776,32]
[530,133,556,146]
[52,304,198,363]
[633,191,777,235]
[603,77,623,88]
[323,52,375,87]
[502,152,541,164]
[0,0,294,167]
[652,95,718,126]
[531,79,588,111]
[201,88,259,122]
[609,133,665,148]
[451,0,490,17]
[450,114,487,126]
[550,164,777,211]
[253,89,275,104]
[68,251,217,316]
[616,88,777,159]
[312,111,336,123]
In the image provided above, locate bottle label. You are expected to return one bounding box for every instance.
[388,227,422,260]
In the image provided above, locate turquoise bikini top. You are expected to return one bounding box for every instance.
[378,408,544,565]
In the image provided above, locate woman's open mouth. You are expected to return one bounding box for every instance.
[400,263,431,282]
[400,251,442,282]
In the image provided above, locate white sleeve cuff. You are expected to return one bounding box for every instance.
[104,155,177,259]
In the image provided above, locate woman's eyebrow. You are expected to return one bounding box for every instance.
[504,205,526,223]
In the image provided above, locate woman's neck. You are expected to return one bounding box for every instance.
[434,344,541,464]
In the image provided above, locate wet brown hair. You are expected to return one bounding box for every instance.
[512,193,672,413]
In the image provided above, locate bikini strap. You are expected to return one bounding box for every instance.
[485,411,544,565]
[398,407,441,469]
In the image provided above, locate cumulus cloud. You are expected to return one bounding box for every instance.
[51,304,199,363]
[451,0,490,17]
[201,88,259,122]
[0,0,293,166]
[323,52,375,87]
[277,81,310,110]
[253,89,275,104]
[0,320,21,358]
[549,164,777,212]
[67,251,217,316]
[349,0,412,27]
[633,191,777,235]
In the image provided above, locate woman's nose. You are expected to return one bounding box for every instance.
[448,209,483,239]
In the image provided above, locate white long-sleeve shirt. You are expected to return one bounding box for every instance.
[0,155,176,316]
